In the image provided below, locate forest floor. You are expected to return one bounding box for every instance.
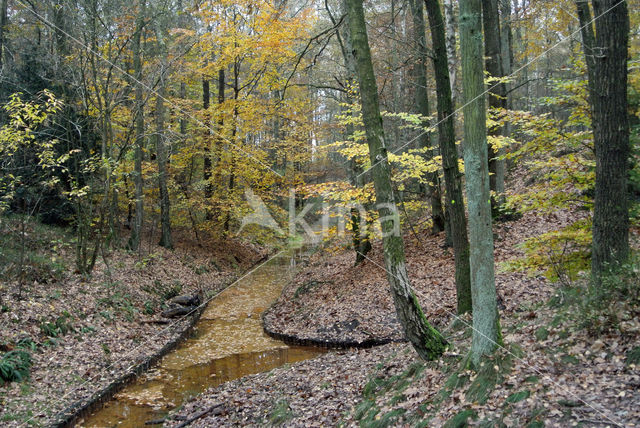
[0,222,265,427]
[166,208,640,427]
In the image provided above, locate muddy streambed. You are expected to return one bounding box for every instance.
[80,251,324,427]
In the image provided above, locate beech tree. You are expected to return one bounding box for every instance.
[424,0,472,314]
[346,0,447,361]
[459,0,502,365]
[576,0,630,281]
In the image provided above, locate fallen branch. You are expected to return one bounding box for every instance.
[174,403,224,428]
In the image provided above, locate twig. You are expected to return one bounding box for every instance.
[174,403,224,428]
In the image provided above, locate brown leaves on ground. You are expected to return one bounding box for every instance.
[170,210,640,427]
[0,230,264,427]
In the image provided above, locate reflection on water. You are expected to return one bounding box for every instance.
[81,251,324,428]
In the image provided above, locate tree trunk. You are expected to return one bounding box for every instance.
[0,0,8,71]
[577,0,630,280]
[481,0,506,210]
[155,49,172,249]
[127,0,145,252]
[443,0,459,106]
[424,0,472,314]
[346,0,447,361]
[459,0,501,366]
[203,75,212,202]
[409,0,446,234]
[499,0,513,189]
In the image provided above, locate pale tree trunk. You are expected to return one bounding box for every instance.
[128,0,145,252]
[346,0,447,361]
[409,0,446,234]
[459,0,501,366]
[482,0,507,210]
[443,0,459,106]
[424,0,472,314]
[576,0,630,280]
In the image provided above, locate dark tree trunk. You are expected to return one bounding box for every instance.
[409,0,446,234]
[482,0,507,210]
[155,47,172,249]
[202,76,212,201]
[576,0,630,280]
[346,0,447,361]
[424,0,472,314]
[127,0,145,252]
[0,0,8,71]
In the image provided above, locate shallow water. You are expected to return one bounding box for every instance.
[80,251,324,427]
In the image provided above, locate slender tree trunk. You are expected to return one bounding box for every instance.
[346,0,447,361]
[0,0,8,71]
[203,75,212,201]
[499,0,513,188]
[155,54,172,249]
[443,0,459,106]
[576,0,630,280]
[481,0,507,210]
[332,0,373,264]
[459,0,501,366]
[424,0,472,314]
[128,0,145,252]
[409,0,446,234]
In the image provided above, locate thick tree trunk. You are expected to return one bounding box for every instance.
[346,0,447,361]
[128,0,145,252]
[481,0,506,210]
[424,0,472,314]
[409,0,446,234]
[459,0,501,366]
[577,0,630,280]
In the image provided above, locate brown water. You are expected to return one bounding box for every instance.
[80,251,324,427]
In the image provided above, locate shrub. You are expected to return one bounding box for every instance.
[39,311,74,337]
[0,350,32,384]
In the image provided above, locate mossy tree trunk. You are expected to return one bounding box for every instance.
[459,0,501,366]
[424,0,472,314]
[346,0,447,361]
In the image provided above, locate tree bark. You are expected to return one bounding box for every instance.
[443,0,459,107]
[346,0,447,361]
[202,75,212,201]
[481,0,507,210]
[155,35,172,249]
[128,0,145,252]
[409,0,446,234]
[577,0,630,280]
[0,0,8,71]
[459,0,501,366]
[424,0,472,314]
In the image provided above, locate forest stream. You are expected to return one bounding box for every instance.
[80,249,325,427]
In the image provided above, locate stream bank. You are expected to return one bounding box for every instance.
[0,228,264,428]
[169,210,640,426]
[78,249,326,428]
